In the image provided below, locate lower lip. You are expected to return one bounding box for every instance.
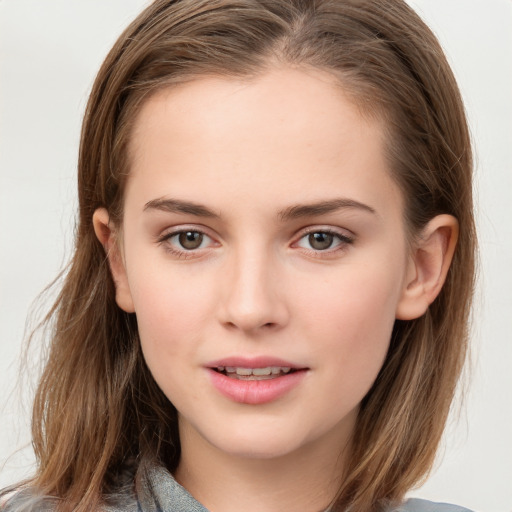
[207,369,307,405]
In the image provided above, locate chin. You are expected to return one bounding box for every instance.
[202,422,317,460]
[218,439,304,460]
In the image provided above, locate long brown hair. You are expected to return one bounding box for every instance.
[6,1,476,511]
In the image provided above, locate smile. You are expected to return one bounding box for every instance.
[214,366,293,380]
[207,359,307,404]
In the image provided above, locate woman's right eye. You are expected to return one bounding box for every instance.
[159,230,215,253]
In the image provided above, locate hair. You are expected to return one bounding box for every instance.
[3,1,476,511]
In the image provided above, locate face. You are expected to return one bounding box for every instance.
[110,68,415,463]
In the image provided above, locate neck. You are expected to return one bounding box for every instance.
[174,414,355,512]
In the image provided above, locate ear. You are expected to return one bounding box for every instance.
[93,208,135,313]
[396,214,458,320]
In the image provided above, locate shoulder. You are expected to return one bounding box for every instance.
[0,490,57,512]
[0,491,21,511]
[394,498,475,512]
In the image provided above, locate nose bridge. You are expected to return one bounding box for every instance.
[220,241,288,333]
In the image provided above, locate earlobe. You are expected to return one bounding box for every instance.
[92,208,135,313]
[396,214,458,320]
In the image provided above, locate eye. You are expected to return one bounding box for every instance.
[159,229,215,253]
[304,232,335,251]
[174,231,207,250]
[295,230,353,252]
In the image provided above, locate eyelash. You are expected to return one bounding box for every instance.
[294,228,354,256]
[157,228,217,259]
[157,227,355,259]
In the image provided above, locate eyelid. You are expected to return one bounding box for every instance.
[294,225,355,241]
[299,225,354,237]
[157,222,218,239]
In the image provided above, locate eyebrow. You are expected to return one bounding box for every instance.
[278,198,377,221]
[143,196,376,221]
[143,197,220,218]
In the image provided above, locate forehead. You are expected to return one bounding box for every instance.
[130,67,381,157]
[125,67,402,217]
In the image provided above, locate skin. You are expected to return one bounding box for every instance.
[94,67,457,512]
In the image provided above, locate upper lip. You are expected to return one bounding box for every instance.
[205,356,307,370]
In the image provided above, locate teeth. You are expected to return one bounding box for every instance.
[219,366,294,377]
[252,367,272,376]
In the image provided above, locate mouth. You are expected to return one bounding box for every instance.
[207,364,307,404]
[212,366,298,381]
[206,357,308,404]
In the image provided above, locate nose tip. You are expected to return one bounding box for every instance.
[218,256,289,334]
[223,307,281,334]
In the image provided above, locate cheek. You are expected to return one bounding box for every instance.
[127,262,216,365]
[131,273,216,407]
[301,263,400,331]
[297,266,401,380]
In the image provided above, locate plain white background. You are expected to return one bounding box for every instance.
[0,1,511,511]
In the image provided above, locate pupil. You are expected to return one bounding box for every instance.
[179,231,203,250]
[309,232,333,250]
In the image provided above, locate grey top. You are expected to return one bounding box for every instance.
[107,465,475,512]
[2,464,475,512]
[396,500,474,512]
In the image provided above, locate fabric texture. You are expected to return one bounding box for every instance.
[397,499,474,512]
[107,465,475,512]
[1,464,475,511]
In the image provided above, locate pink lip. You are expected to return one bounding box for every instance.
[206,356,303,369]
[205,356,308,405]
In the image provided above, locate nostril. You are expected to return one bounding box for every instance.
[222,317,277,331]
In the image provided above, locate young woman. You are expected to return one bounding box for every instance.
[1,1,476,511]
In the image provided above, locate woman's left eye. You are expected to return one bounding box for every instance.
[295,230,353,252]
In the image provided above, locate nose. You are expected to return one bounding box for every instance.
[218,247,289,334]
